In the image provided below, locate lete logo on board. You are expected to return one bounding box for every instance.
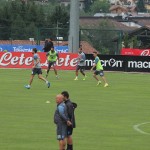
[0,52,78,70]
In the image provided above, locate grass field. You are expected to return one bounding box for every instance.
[0,69,150,150]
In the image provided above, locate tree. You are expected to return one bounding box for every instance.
[11,14,26,40]
[25,22,37,40]
[136,0,146,12]
[123,34,139,48]
[123,33,130,48]
[44,5,69,40]
[48,5,69,28]
[10,1,22,20]
[90,0,110,14]
[36,6,46,27]
[0,2,12,39]
[0,1,69,40]
[27,2,38,23]
[48,0,59,3]
[84,0,93,12]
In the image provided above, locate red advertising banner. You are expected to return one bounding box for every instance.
[0,52,78,70]
[121,48,150,56]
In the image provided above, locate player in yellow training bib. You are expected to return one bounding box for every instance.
[91,52,108,87]
[46,47,59,79]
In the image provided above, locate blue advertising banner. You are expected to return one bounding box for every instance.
[0,44,68,53]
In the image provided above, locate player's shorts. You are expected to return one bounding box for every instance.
[32,68,42,75]
[76,65,85,72]
[56,123,67,140]
[94,70,104,77]
[48,61,56,69]
[67,126,73,136]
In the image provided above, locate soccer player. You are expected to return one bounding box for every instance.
[61,91,76,150]
[54,94,72,150]
[91,51,108,87]
[25,48,50,89]
[46,46,59,78]
[74,47,87,80]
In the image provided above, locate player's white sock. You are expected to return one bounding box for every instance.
[46,81,48,84]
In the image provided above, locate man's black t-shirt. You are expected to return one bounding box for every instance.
[65,99,76,128]
[43,40,54,52]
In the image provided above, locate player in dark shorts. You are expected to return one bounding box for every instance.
[25,48,50,89]
[46,47,59,78]
[54,94,72,150]
[91,52,108,87]
[74,47,87,80]
[61,91,77,150]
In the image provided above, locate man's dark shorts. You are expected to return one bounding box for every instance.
[94,70,104,77]
[32,68,42,75]
[67,126,73,136]
[48,61,56,69]
[56,123,67,140]
[76,65,85,72]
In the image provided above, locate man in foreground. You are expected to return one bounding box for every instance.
[25,48,50,89]
[61,91,76,150]
[91,51,108,87]
[54,94,72,150]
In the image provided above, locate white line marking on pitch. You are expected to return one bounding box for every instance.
[133,122,150,135]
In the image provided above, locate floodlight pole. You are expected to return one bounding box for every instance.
[68,0,79,53]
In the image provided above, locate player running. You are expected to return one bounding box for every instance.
[46,46,59,79]
[91,52,108,87]
[25,48,50,89]
[74,47,87,80]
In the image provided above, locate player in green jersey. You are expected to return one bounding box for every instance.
[46,47,59,78]
[91,52,108,87]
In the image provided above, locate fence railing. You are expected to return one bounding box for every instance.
[0,27,123,54]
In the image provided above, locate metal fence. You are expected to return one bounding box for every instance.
[37,28,69,46]
[80,29,123,55]
[0,26,123,54]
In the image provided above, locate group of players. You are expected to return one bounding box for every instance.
[24,39,58,89]
[74,47,108,87]
[25,41,108,89]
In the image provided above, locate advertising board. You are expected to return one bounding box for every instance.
[0,52,150,72]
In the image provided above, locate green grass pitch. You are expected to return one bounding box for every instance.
[0,69,150,150]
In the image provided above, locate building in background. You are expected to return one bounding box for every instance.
[109,0,150,13]
[109,0,137,15]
